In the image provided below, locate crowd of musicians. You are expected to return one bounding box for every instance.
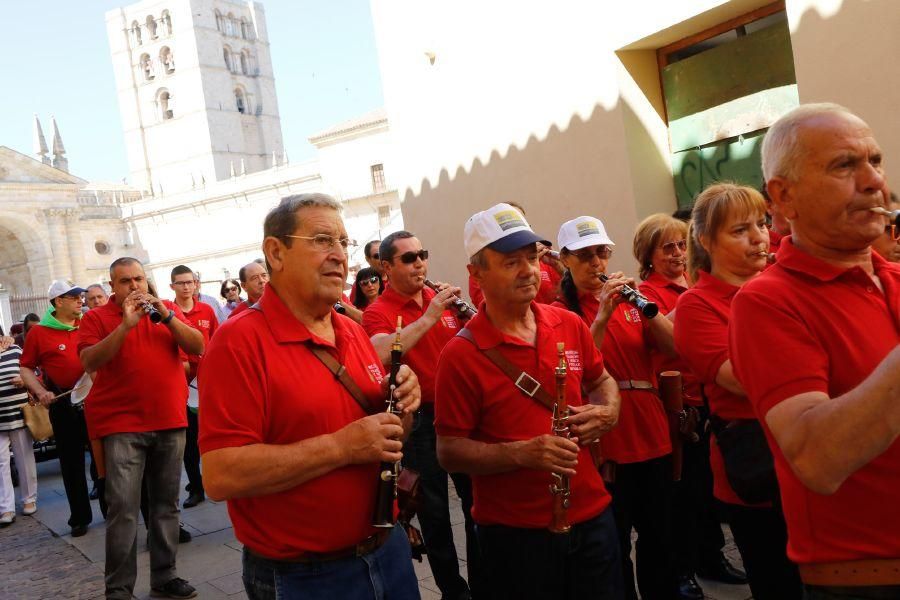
[0,102,898,600]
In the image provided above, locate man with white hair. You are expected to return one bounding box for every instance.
[730,103,900,598]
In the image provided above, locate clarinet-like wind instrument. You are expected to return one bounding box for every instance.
[373,316,403,528]
[549,342,572,534]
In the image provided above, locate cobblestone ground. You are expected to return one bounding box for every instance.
[0,513,104,600]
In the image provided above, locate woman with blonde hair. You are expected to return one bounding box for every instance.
[634,214,744,597]
[673,183,800,599]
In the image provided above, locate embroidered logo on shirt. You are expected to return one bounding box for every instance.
[564,349,582,372]
[57,344,66,351]
[441,315,459,329]
[623,306,642,323]
[540,270,550,282]
[197,319,211,330]
[367,363,384,384]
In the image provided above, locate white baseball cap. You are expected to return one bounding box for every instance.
[464,203,551,259]
[557,216,615,252]
[48,279,86,300]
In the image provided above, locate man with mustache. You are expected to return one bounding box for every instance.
[363,230,478,600]
[730,104,900,598]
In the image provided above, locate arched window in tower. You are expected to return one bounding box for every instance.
[160,47,174,74]
[235,87,247,114]
[215,10,224,32]
[157,88,174,121]
[131,21,142,46]
[240,50,248,75]
[140,53,154,81]
[223,46,233,72]
[146,15,158,39]
[225,13,235,36]
[161,10,172,35]
[240,19,249,40]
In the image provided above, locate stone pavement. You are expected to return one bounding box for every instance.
[1,457,752,599]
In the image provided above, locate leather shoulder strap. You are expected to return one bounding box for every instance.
[247,304,375,415]
[308,346,375,415]
[456,328,554,411]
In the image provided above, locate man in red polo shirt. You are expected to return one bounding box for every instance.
[169,265,218,509]
[19,280,97,537]
[731,104,900,598]
[363,230,478,600]
[79,257,204,600]
[436,203,623,599]
[227,261,269,319]
[199,193,422,600]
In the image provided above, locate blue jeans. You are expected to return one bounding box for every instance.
[476,508,624,600]
[242,523,420,600]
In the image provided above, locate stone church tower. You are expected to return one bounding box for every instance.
[105,0,284,195]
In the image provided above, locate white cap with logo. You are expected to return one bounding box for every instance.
[464,203,551,259]
[557,216,615,252]
[48,279,86,300]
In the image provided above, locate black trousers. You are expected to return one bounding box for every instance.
[725,502,802,600]
[672,406,726,575]
[48,400,94,527]
[476,508,624,600]
[403,405,481,599]
[607,454,677,600]
[183,407,203,495]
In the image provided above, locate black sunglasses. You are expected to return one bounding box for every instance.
[396,249,429,264]
[370,252,380,259]
[224,286,238,292]
[360,276,379,285]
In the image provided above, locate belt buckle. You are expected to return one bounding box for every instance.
[515,372,541,397]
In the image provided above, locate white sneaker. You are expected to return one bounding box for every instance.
[22,502,36,515]
[0,512,15,526]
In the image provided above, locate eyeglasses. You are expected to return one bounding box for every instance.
[570,247,612,262]
[394,249,429,264]
[660,240,687,255]
[360,276,380,285]
[370,253,380,260]
[285,234,358,253]
[171,281,194,287]
[224,286,238,292]
[889,224,899,241]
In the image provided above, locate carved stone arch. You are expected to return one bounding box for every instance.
[0,211,54,295]
[161,10,172,35]
[146,14,158,39]
[131,20,142,45]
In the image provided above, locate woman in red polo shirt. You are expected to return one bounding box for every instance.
[673,183,801,600]
[634,214,744,596]
[553,215,677,600]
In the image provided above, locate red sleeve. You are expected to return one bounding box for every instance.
[468,276,484,307]
[730,286,829,419]
[434,338,481,438]
[360,302,394,337]
[638,281,664,307]
[77,310,105,354]
[19,328,40,370]
[673,292,728,384]
[198,327,268,452]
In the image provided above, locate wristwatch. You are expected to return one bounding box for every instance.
[160,311,175,325]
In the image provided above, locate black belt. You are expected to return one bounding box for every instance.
[247,528,392,564]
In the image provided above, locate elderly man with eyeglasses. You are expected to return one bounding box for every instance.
[362,230,481,600]
[228,262,270,319]
[200,193,422,600]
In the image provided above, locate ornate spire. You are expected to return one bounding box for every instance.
[33,115,50,165]
[50,116,69,173]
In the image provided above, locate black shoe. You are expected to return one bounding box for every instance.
[89,485,99,501]
[698,555,748,584]
[71,524,89,538]
[677,574,704,600]
[150,577,197,599]
[178,525,192,544]
[182,491,205,509]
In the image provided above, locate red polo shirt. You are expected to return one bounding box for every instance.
[20,324,83,390]
[362,286,460,404]
[553,294,670,464]
[181,299,218,381]
[435,303,611,528]
[198,286,389,559]
[78,297,190,439]
[639,273,702,406]
[227,299,255,319]
[730,238,900,564]
[674,271,758,506]
[469,263,561,307]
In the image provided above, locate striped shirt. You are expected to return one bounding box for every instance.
[0,346,28,431]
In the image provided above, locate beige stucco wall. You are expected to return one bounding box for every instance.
[371,0,892,296]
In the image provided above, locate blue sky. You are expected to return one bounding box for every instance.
[0,0,384,183]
